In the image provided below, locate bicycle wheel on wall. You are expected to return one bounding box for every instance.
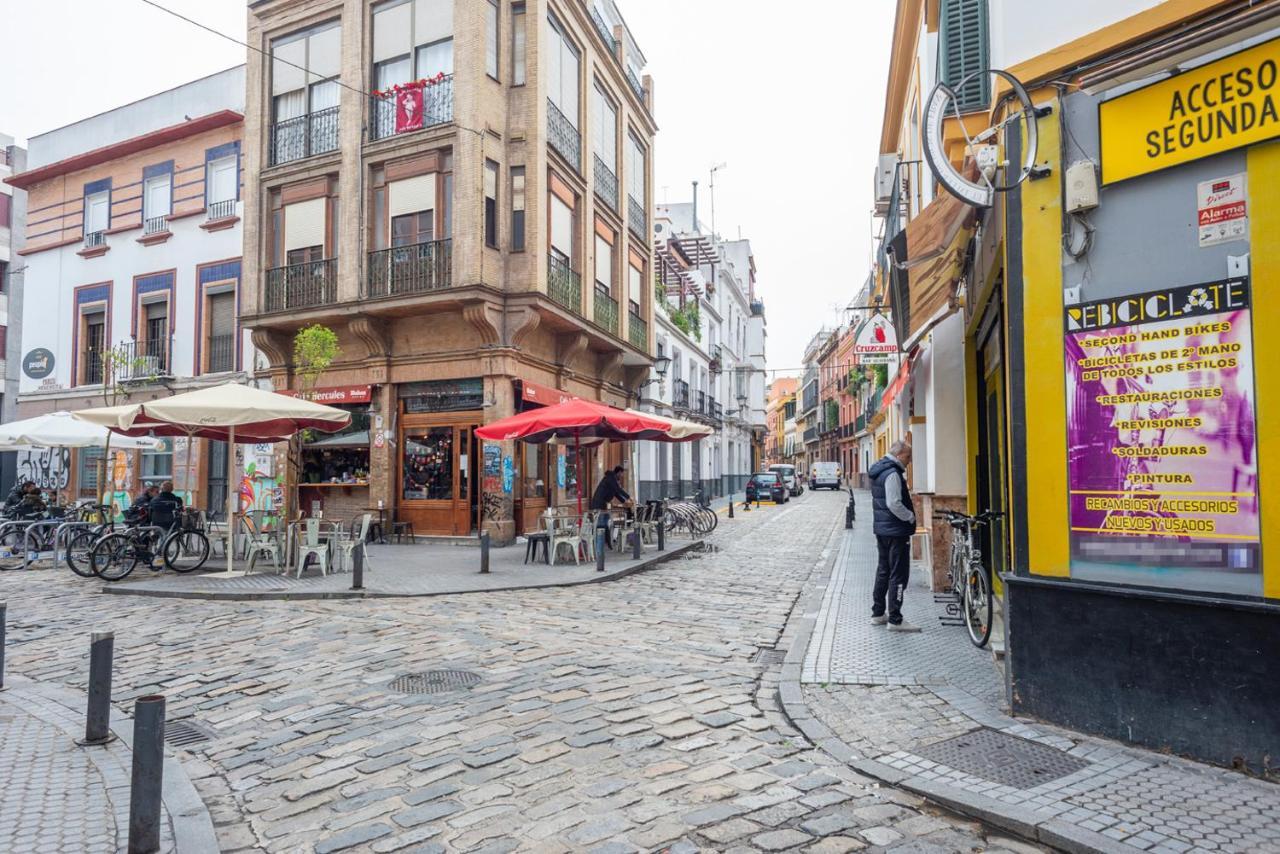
[963,562,993,648]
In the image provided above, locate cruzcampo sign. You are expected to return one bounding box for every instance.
[1099,37,1280,184]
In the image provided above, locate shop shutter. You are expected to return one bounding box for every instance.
[940,0,989,113]
[389,174,436,218]
[284,197,326,251]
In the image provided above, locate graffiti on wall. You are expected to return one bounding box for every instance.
[15,448,70,491]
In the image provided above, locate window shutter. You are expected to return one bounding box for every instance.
[415,0,453,46]
[374,1,412,62]
[209,292,235,337]
[308,24,342,79]
[284,198,326,251]
[209,157,237,203]
[86,192,109,234]
[272,37,307,95]
[550,195,573,256]
[940,0,989,112]
[389,174,437,218]
[145,175,171,218]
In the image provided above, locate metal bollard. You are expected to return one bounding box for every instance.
[595,530,606,572]
[657,518,665,552]
[0,601,6,692]
[127,695,166,854]
[79,631,116,746]
[479,532,490,574]
[351,543,364,590]
[728,494,735,518]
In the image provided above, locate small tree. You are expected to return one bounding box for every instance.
[286,325,341,517]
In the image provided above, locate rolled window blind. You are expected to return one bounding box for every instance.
[374,1,411,62]
[389,174,436,218]
[284,197,326,251]
[415,0,453,47]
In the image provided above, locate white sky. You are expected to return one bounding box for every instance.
[0,0,895,374]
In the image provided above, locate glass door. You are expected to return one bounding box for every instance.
[400,420,479,535]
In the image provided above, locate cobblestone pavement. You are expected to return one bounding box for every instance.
[0,490,1040,853]
[792,501,1280,854]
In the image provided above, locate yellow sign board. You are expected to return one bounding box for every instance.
[1099,37,1280,184]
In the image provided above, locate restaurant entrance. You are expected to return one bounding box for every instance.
[398,378,486,536]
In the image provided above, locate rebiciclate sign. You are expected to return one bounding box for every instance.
[1099,37,1280,184]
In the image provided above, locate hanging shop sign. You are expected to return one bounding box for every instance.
[1196,173,1248,247]
[852,315,898,364]
[1099,37,1280,184]
[279,384,372,405]
[1063,278,1261,595]
[22,348,54,380]
[400,378,484,413]
[519,380,576,407]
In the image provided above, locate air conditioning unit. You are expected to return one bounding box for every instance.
[873,154,898,215]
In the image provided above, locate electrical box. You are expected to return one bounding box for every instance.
[874,154,898,215]
[1066,160,1099,213]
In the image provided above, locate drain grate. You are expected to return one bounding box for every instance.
[750,647,788,665]
[390,670,482,695]
[913,728,1089,790]
[165,720,214,748]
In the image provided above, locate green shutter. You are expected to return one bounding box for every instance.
[940,0,990,112]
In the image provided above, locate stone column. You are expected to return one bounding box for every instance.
[368,382,396,522]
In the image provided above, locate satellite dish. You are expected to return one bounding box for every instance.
[922,69,1046,209]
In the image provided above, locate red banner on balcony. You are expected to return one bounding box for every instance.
[279,385,373,405]
[395,88,424,134]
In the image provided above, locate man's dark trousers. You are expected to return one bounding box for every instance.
[871,534,911,624]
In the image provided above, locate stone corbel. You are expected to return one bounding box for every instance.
[598,351,626,388]
[463,300,502,347]
[348,316,392,360]
[506,306,541,349]
[623,364,650,391]
[250,328,289,369]
[556,332,589,373]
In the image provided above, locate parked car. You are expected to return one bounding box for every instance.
[769,463,803,496]
[810,461,841,490]
[745,471,788,504]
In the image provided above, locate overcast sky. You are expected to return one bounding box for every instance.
[0,0,894,375]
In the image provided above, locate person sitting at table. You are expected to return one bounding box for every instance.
[19,483,48,516]
[150,481,184,531]
[5,480,32,510]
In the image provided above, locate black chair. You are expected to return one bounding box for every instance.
[524,531,550,564]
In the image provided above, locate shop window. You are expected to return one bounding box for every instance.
[403,427,454,500]
[523,444,546,498]
[140,439,173,488]
[78,448,104,499]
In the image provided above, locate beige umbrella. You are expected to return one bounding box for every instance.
[75,382,350,575]
[623,409,714,441]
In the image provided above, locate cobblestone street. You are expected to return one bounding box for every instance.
[0,491,1033,853]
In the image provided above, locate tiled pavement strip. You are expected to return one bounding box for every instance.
[0,490,1053,853]
[782,493,1280,854]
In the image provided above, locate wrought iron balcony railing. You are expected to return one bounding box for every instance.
[116,337,174,381]
[207,333,236,374]
[143,216,169,236]
[695,390,707,416]
[263,258,337,312]
[626,67,645,103]
[673,379,690,411]
[594,155,619,212]
[590,5,617,53]
[369,76,454,142]
[81,349,104,385]
[366,239,452,298]
[269,106,339,166]
[547,99,581,170]
[547,252,581,315]
[803,426,819,444]
[207,199,237,222]
[628,309,647,350]
[84,231,106,249]
[593,285,618,335]
[710,400,723,422]
[627,194,646,238]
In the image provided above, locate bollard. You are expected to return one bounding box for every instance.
[595,530,606,573]
[657,518,665,552]
[351,543,364,590]
[631,525,641,560]
[0,601,5,692]
[79,631,115,746]
[479,531,490,574]
[728,494,735,518]
[128,695,166,854]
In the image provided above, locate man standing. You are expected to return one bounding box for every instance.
[868,441,920,632]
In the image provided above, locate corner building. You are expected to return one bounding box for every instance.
[243,0,656,540]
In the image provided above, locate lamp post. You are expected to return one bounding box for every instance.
[633,355,672,406]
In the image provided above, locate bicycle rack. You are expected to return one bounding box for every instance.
[933,592,966,626]
[0,520,36,570]
[53,521,96,567]
[20,519,66,570]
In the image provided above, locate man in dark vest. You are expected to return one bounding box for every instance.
[868,440,920,632]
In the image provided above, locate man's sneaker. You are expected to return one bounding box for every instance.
[870,615,888,626]
[888,621,922,633]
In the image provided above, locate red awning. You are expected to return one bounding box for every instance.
[881,357,913,411]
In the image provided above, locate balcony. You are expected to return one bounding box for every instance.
[750,298,765,317]
[626,67,645,103]
[547,252,582,315]
[263,258,337,313]
[855,413,867,434]
[547,100,581,170]
[593,285,619,335]
[369,76,454,142]
[673,379,690,412]
[628,309,647,350]
[81,349,104,385]
[366,239,452,298]
[143,216,169,236]
[695,390,707,416]
[269,107,339,166]
[803,426,818,444]
[207,199,237,222]
[84,231,106,250]
[116,337,174,382]
[594,155,619,212]
[590,5,618,53]
[207,333,236,374]
[710,400,723,423]
[627,194,646,239]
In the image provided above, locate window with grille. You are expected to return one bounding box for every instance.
[939,0,989,113]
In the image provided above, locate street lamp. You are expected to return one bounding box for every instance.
[634,355,672,405]
[736,392,748,414]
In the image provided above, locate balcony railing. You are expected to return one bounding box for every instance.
[710,400,723,422]
[82,349,104,385]
[547,99,581,170]
[263,258,337,312]
[673,379,690,411]
[627,194,646,238]
[547,252,581,314]
[750,298,765,317]
[695,390,707,416]
[593,285,619,335]
[116,337,173,381]
[628,310,646,350]
[207,199,237,222]
[366,239,453,298]
[803,426,818,444]
[590,5,618,53]
[143,215,169,236]
[269,106,339,166]
[84,231,106,249]
[594,155,619,212]
[626,67,645,103]
[369,76,454,142]
[855,413,867,433]
[207,333,236,374]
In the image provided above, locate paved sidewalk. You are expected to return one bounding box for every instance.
[0,674,218,854]
[782,499,1280,854]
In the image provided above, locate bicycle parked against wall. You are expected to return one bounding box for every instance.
[939,509,1004,648]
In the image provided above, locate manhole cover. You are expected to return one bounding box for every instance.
[913,728,1089,789]
[390,670,481,694]
[751,647,787,665]
[165,720,214,748]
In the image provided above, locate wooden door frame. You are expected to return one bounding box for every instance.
[398,410,482,535]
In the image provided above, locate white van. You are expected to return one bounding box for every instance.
[810,461,841,490]
[769,464,802,496]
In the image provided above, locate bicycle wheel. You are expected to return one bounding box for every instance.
[963,562,993,648]
[66,529,102,578]
[164,530,210,573]
[0,528,26,570]
[91,533,139,582]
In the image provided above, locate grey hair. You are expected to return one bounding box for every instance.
[889,440,911,458]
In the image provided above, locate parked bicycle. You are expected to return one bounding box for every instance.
[940,509,1004,648]
[89,503,211,581]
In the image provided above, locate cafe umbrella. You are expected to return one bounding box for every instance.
[74,382,350,575]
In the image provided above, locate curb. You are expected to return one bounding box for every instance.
[0,674,220,854]
[776,528,1123,854]
[99,540,704,602]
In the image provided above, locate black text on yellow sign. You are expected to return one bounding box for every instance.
[1099,37,1280,184]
